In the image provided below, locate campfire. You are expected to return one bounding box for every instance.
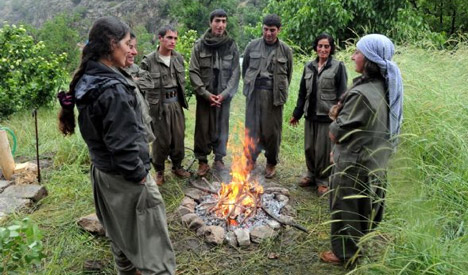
[179,126,306,247]
[209,132,263,227]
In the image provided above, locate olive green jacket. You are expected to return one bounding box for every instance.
[242,38,293,106]
[140,49,188,109]
[330,78,392,172]
[189,39,240,101]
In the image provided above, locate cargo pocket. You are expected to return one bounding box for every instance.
[276,57,288,75]
[136,175,163,212]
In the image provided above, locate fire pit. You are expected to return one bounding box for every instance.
[179,132,306,247]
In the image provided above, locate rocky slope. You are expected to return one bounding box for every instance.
[0,0,169,32]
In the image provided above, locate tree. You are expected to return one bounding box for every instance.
[0,24,66,119]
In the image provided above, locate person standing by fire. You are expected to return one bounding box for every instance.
[242,14,293,178]
[57,16,176,274]
[120,32,155,145]
[140,25,191,186]
[320,34,403,265]
[189,9,240,177]
[289,33,347,195]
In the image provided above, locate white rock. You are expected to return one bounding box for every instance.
[204,226,225,245]
[234,228,250,247]
[250,225,277,243]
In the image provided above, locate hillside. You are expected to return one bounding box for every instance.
[0,0,169,33]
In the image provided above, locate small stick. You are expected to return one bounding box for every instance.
[261,205,308,233]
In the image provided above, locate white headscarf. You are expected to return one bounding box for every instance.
[357,34,403,147]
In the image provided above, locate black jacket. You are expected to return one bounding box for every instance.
[75,60,150,182]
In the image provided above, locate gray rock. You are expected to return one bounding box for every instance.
[225,231,238,247]
[234,228,250,247]
[77,213,105,236]
[0,197,32,214]
[180,197,196,210]
[274,194,289,204]
[250,225,277,243]
[266,219,281,230]
[0,180,12,192]
[264,187,290,196]
[204,226,225,245]
[188,216,205,231]
[1,184,48,202]
[280,204,297,217]
[181,213,198,227]
[177,205,194,217]
[196,225,207,237]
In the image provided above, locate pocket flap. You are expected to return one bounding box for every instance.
[277,57,287,63]
[200,51,212,58]
[249,52,261,58]
[304,72,313,79]
[150,72,161,78]
[320,93,336,100]
[223,54,233,60]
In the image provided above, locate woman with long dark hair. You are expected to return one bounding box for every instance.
[320,34,403,265]
[58,17,175,274]
[289,33,348,195]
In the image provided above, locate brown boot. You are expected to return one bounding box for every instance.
[197,162,210,177]
[317,185,329,196]
[319,250,342,264]
[172,167,191,178]
[156,171,164,186]
[212,160,225,171]
[298,176,314,187]
[265,164,276,179]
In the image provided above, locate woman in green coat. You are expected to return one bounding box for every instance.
[320,34,403,265]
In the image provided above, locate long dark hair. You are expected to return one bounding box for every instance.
[58,16,130,135]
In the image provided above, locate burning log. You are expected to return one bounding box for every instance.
[260,205,308,233]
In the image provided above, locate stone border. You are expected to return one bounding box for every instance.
[179,186,297,247]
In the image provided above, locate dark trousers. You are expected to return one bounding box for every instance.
[194,98,231,163]
[150,102,185,171]
[304,120,333,186]
[329,160,386,262]
[245,88,283,165]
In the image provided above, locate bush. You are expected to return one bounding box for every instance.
[175,29,198,100]
[0,218,45,273]
[0,24,67,119]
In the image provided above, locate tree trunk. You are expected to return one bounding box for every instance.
[450,8,457,34]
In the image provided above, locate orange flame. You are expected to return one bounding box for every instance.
[212,125,263,223]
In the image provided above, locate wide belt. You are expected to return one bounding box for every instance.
[162,88,178,103]
[254,78,273,90]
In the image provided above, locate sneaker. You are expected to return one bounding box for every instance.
[265,164,276,179]
[298,177,314,187]
[212,160,225,171]
[156,171,164,186]
[319,251,341,264]
[317,185,329,196]
[172,167,191,178]
[197,162,210,177]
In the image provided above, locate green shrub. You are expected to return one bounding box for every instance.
[0,218,45,273]
[175,29,198,101]
[0,24,67,119]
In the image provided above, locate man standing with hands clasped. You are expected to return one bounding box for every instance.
[189,9,240,177]
[242,14,293,178]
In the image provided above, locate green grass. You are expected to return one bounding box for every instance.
[1,45,468,274]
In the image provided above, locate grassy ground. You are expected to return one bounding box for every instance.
[1,45,468,274]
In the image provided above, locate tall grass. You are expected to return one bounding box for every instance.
[352,47,468,274]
